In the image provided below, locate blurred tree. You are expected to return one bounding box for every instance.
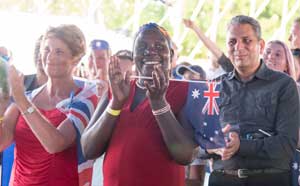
[0,0,300,59]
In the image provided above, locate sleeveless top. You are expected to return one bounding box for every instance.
[11,83,98,186]
[103,80,188,186]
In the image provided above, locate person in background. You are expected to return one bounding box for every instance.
[171,41,180,68]
[289,17,300,51]
[0,46,12,61]
[1,36,49,186]
[81,23,197,186]
[289,17,300,82]
[24,35,48,91]
[172,62,192,79]
[183,19,231,78]
[115,49,134,74]
[0,24,98,186]
[288,17,300,185]
[73,61,89,79]
[0,46,12,186]
[262,39,300,186]
[207,15,299,186]
[176,64,206,80]
[87,39,111,98]
[88,39,110,81]
[263,40,297,80]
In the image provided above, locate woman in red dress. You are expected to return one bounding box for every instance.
[0,24,98,186]
[81,23,197,186]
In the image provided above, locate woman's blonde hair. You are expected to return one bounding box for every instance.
[267,40,297,81]
[43,24,86,61]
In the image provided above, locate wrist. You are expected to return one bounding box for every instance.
[149,98,168,110]
[152,104,170,116]
[15,97,31,113]
[13,94,27,105]
[110,99,124,110]
[106,107,121,117]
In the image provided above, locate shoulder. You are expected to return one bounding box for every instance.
[214,72,233,82]
[266,69,296,87]
[167,81,189,96]
[166,81,189,113]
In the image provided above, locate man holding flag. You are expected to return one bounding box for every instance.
[206,15,300,186]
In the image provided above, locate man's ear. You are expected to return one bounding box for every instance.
[259,39,265,55]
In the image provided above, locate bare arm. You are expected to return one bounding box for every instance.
[153,105,198,165]
[8,65,76,154]
[145,65,198,165]
[183,19,223,59]
[18,99,77,154]
[0,104,20,151]
[81,94,116,159]
[81,56,131,159]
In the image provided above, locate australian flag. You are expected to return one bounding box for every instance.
[183,81,225,149]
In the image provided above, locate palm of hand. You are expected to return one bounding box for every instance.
[109,56,130,105]
[183,19,194,28]
[145,65,169,104]
[110,74,130,102]
[8,65,25,102]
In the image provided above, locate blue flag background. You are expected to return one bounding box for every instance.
[291,151,300,186]
[183,81,225,149]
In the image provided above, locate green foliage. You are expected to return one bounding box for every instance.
[0,0,300,59]
[101,0,134,31]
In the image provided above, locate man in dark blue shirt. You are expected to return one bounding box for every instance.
[207,15,300,186]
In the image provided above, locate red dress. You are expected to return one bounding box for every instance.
[103,81,188,186]
[11,108,78,186]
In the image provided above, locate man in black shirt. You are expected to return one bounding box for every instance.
[207,15,300,186]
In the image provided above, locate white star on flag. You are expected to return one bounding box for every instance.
[293,162,298,170]
[192,89,200,99]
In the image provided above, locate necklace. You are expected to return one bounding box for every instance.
[135,81,147,90]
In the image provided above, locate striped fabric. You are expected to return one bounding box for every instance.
[56,81,99,186]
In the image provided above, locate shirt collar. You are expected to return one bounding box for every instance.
[228,60,271,81]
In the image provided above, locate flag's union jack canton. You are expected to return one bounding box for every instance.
[202,82,220,115]
[183,81,225,149]
[56,82,98,186]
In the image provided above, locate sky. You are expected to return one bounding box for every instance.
[0,11,133,75]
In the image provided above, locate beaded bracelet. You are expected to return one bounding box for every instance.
[152,104,171,116]
[106,107,121,116]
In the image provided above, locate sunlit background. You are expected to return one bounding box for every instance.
[0,0,300,74]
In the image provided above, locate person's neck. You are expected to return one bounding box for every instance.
[46,77,77,98]
[36,72,48,86]
[236,65,260,82]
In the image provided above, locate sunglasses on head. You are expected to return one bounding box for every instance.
[292,49,300,56]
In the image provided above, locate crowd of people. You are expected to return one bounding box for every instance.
[0,14,300,186]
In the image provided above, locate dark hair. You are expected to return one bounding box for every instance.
[133,23,173,52]
[115,49,133,61]
[34,35,43,67]
[43,24,86,60]
[177,64,206,80]
[294,17,300,24]
[227,15,262,40]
